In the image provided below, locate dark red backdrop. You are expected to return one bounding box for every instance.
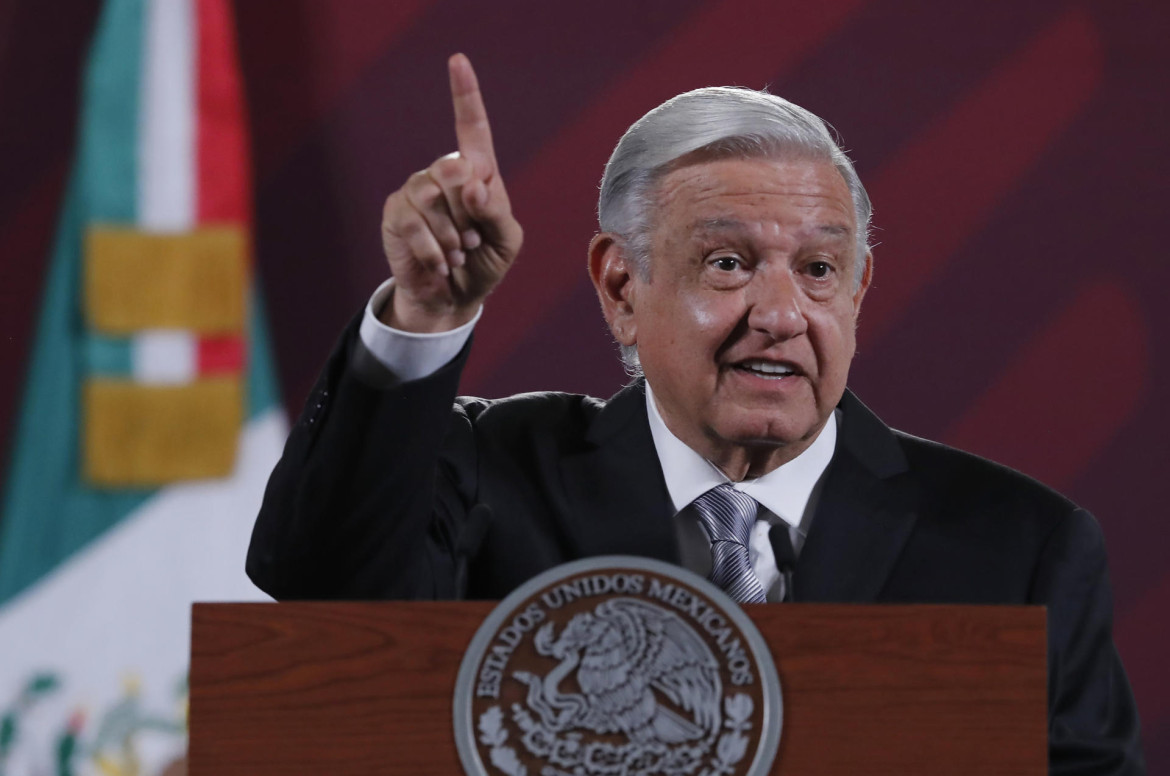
[1,0,1166,764]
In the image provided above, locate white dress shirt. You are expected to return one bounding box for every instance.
[357,279,839,600]
[643,383,836,600]
[358,278,481,383]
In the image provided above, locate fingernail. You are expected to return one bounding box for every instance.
[448,249,466,267]
[462,229,481,250]
[437,261,450,277]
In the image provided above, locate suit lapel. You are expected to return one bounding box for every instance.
[796,392,921,602]
[556,386,919,594]
[558,382,680,563]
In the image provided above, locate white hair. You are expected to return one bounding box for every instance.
[596,87,872,371]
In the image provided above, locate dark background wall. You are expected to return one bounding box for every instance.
[2,0,1167,764]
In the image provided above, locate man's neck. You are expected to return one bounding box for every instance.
[643,381,839,523]
[646,386,830,480]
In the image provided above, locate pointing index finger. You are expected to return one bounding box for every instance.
[449,53,497,180]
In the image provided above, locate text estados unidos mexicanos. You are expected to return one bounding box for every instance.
[475,573,755,698]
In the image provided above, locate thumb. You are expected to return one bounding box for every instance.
[462,177,521,254]
[462,178,489,219]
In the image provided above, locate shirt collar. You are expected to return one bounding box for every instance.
[644,381,838,529]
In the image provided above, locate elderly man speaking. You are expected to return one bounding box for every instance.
[248,55,1143,772]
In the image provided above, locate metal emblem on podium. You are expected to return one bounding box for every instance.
[454,556,782,776]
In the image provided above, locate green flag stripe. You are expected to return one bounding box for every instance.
[245,290,280,418]
[81,0,143,224]
[82,335,133,376]
[0,0,150,606]
[0,177,153,606]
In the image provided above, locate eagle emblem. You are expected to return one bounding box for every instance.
[455,557,781,776]
[513,598,722,747]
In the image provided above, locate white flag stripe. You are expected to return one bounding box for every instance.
[138,0,195,232]
[132,329,197,384]
[0,410,284,775]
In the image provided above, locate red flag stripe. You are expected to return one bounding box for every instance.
[196,0,250,225]
[197,335,246,376]
[859,9,1103,348]
[195,0,251,380]
[943,281,1148,490]
[463,0,870,390]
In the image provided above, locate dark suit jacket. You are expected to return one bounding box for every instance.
[248,320,1144,774]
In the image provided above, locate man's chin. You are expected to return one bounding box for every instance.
[713,415,825,451]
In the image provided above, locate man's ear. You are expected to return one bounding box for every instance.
[588,233,638,347]
[852,250,873,316]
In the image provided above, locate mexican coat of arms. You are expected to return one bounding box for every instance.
[454,556,782,776]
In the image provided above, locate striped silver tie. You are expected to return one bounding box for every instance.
[692,484,766,604]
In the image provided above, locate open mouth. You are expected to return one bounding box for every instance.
[733,359,801,379]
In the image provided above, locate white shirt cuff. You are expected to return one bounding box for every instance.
[358,278,481,383]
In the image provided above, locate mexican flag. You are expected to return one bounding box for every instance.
[0,0,285,773]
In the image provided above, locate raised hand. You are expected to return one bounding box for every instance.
[379,54,524,333]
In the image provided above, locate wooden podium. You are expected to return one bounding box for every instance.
[189,602,1046,775]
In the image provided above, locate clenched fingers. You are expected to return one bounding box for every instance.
[402,170,465,272]
[383,186,452,279]
[429,153,483,255]
[386,153,476,276]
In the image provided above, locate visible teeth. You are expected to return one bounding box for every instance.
[740,360,795,376]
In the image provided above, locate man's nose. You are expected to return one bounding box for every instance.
[746,271,808,340]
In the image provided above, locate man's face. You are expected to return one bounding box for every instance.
[621,156,870,476]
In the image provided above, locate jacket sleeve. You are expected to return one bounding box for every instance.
[1031,507,1145,775]
[246,313,479,600]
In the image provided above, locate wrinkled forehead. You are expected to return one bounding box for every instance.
[649,152,856,231]
[646,143,843,210]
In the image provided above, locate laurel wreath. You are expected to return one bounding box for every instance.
[476,693,754,776]
[701,694,753,776]
[478,706,526,776]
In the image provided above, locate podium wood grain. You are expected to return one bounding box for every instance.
[189,602,1045,775]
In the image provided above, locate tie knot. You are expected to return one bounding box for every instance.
[692,484,759,547]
